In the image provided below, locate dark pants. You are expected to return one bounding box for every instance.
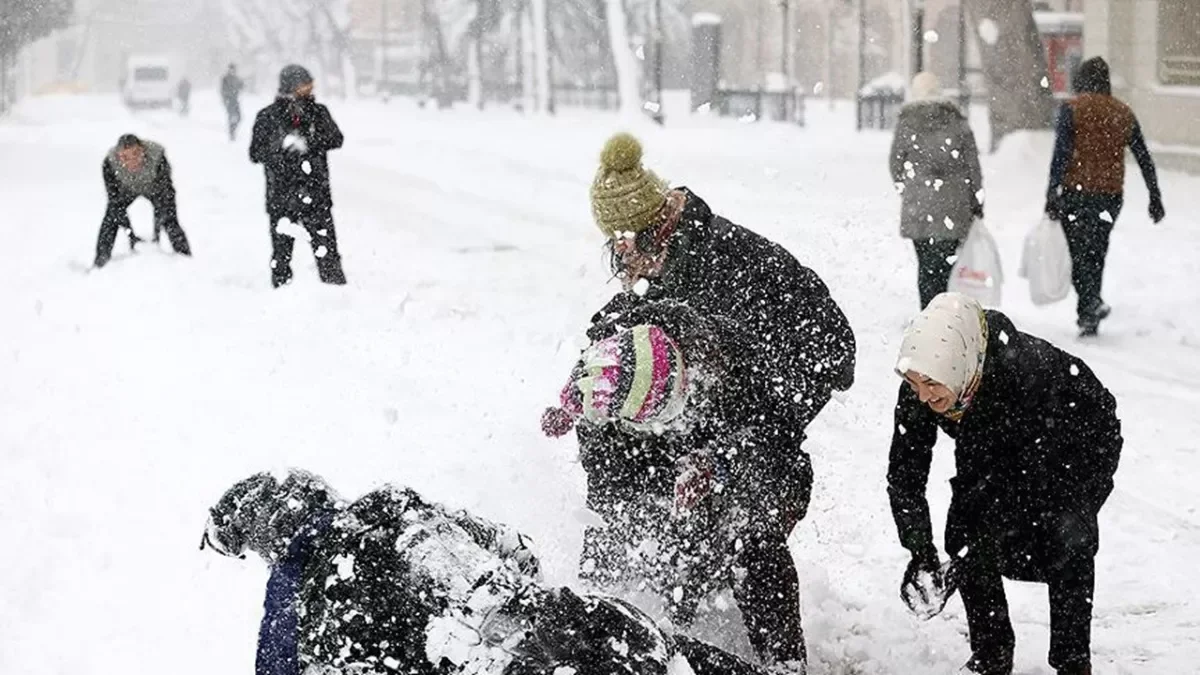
[912,238,960,309]
[1061,193,1121,329]
[269,209,347,288]
[580,454,810,668]
[95,189,191,267]
[225,102,242,141]
[958,536,1097,672]
[511,588,770,675]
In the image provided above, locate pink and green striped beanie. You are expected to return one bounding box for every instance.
[542,325,688,436]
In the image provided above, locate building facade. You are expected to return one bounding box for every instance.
[1085,0,1200,171]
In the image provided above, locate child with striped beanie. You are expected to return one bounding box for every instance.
[541,324,688,437]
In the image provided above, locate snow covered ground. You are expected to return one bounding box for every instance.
[1,91,1198,674]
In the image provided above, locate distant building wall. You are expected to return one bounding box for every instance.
[1086,0,1200,173]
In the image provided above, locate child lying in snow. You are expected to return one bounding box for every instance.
[201,469,777,675]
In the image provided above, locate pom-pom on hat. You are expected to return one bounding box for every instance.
[590,133,669,239]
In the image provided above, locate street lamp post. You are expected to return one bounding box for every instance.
[957,0,969,111]
[653,0,664,124]
[913,0,925,74]
[380,0,389,98]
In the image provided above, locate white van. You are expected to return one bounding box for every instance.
[123,56,173,109]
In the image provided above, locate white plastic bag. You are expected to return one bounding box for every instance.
[1019,217,1073,306]
[948,220,1004,307]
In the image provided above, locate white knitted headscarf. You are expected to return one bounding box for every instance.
[895,293,987,399]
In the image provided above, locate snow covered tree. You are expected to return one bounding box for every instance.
[0,0,73,113]
[221,0,356,98]
[965,0,1056,150]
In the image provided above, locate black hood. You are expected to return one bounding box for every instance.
[1074,57,1112,95]
[202,469,342,563]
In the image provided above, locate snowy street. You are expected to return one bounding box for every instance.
[2,92,1199,674]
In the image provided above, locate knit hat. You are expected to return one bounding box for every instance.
[279,64,314,95]
[541,325,687,437]
[910,72,943,101]
[895,293,988,401]
[590,133,669,238]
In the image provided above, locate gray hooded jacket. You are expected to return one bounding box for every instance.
[889,100,983,242]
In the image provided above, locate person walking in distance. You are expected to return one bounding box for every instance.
[177,77,192,117]
[94,134,192,268]
[890,72,985,309]
[220,64,245,141]
[1045,56,1165,337]
[250,65,347,288]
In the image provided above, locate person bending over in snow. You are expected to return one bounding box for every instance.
[887,292,1122,675]
[94,133,192,268]
[201,469,773,675]
[250,65,346,288]
[541,301,812,674]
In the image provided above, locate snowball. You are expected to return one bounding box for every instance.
[999,330,1009,345]
[301,160,312,174]
[1070,363,1080,376]
[813,81,825,95]
[898,424,908,436]
[1041,76,1050,89]
[924,30,940,44]
[335,553,356,580]
[978,19,999,45]
[944,217,956,230]
[632,277,651,296]
[951,149,961,159]
[316,245,329,258]
[383,657,401,670]
[1100,210,1114,223]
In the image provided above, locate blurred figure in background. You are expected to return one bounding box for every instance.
[250,65,346,288]
[889,72,985,309]
[94,134,192,268]
[177,77,191,117]
[220,64,245,141]
[1044,56,1165,337]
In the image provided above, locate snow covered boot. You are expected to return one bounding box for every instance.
[958,650,1014,675]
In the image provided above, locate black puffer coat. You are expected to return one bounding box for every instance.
[576,301,813,617]
[887,311,1122,580]
[593,189,856,435]
[204,471,770,675]
[249,96,343,217]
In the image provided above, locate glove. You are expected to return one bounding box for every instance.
[1044,196,1064,222]
[1149,194,1165,224]
[540,406,576,438]
[673,452,717,517]
[901,550,957,620]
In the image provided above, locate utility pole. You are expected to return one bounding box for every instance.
[653,0,664,124]
[779,0,790,79]
[913,0,925,74]
[957,0,969,111]
[380,0,389,98]
[856,0,866,130]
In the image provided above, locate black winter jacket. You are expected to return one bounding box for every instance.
[887,311,1122,577]
[249,96,343,217]
[592,189,856,435]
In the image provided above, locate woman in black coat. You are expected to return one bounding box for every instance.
[542,301,812,672]
[887,293,1121,675]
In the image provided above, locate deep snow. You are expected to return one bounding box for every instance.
[1,91,1198,674]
